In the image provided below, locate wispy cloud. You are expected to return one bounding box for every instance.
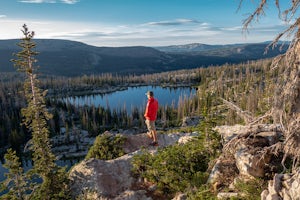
[0,17,285,47]
[60,0,79,4]
[145,19,202,26]
[41,21,285,46]
[220,26,242,31]
[19,0,56,3]
[18,0,79,4]
[0,15,7,18]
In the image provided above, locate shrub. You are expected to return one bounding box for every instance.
[85,133,126,160]
[132,137,211,196]
[187,184,217,200]
[233,178,266,200]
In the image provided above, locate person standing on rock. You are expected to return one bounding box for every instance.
[144,91,159,146]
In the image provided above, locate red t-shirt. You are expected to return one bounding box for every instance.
[144,97,158,121]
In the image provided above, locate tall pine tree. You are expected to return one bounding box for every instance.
[11,24,70,200]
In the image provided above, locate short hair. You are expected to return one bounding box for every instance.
[146,91,154,96]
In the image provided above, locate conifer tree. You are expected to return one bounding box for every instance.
[0,148,28,200]
[11,24,70,199]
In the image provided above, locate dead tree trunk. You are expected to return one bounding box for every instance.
[274,29,300,169]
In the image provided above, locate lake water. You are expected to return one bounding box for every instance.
[0,156,80,183]
[0,160,8,182]
[64,86,196,112]
[0,86,196,183]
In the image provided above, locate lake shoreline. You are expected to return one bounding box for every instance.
[47,82,197,98]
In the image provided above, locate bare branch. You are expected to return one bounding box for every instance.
[248,110,272,125]
[242,0,267,32]
[220,98,254,124]
[240,0,300,50]
[282,0,300,22]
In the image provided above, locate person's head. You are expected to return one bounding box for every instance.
[145,91,154,98]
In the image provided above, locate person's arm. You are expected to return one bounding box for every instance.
[144,101,149,119]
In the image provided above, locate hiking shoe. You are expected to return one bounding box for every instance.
[149,141,158,146]
[146,132,153,139]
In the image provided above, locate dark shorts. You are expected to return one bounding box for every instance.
[145,119,156,131]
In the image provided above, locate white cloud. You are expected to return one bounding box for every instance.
[145,18,201,26]
[0,15,7,18]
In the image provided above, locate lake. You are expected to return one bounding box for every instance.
[63,85,196,112]
[0,156,81,183]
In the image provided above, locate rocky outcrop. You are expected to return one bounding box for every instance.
[261,171,300,200]
[234,131,280,178]
[69,123,300,199]
[210,124,300,199]
[51,126,197,160]
[214,124,281,144]
[181,116,200,127]
[121,131,197,154]
[51,128,94,159]
[209,124,283,197]
[69,155,133,199]
[68,132,198,199]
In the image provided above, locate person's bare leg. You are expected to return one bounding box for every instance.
[152,130,157,143]
[147,131,153,138]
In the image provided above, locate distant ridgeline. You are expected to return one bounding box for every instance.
[0,39,289,77]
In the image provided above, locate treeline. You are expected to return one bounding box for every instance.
[164,58,277,127]
[198,59,279,125]
[42,69,201,96]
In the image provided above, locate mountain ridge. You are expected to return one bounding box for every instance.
[153,41,289,53]
[0,39,288,77]
[154,43,231,53]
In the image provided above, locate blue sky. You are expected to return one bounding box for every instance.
[0,0,292,47]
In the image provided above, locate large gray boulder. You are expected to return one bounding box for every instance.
[69,154,135,199]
